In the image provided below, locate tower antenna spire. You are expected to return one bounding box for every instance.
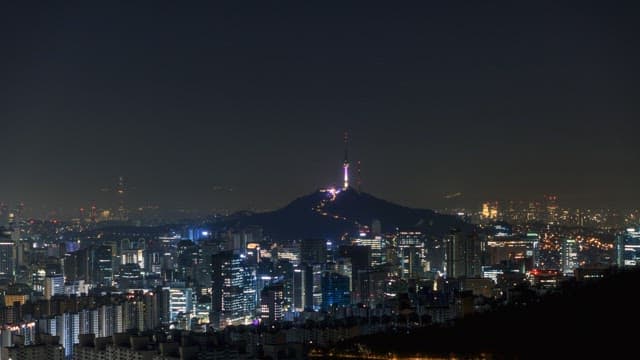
[343,131,349,190]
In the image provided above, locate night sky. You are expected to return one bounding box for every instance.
[1,1,639,217]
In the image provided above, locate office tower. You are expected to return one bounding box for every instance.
[0,242,13,280]
[211,251,256,329]
[146,246,163,277]
[117,264,142,289]
[169,286,194,324]
[45,275,65,300]
[311,264,323,311]
[260,283,284,323]
[332,258,353,290]
[0,229,14,280]
[396,231,426,279]
[271,259,294,310]
[176,240,198,278]
[354,236,386,266]
[446,229,483,279]
[338,245,368,300]
[358,268,388,307]
[93,246,113,286]
[561,239,579,275]
[321,271,350,312]
[292,266,307,313]
[619,226,640,267]
[300,238,327,265]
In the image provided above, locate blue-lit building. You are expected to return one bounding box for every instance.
[321,271,350,312]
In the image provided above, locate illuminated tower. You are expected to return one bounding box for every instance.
[116,176,128,221]
[343,132,349,190]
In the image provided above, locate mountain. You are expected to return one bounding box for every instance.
[224,187,469,241]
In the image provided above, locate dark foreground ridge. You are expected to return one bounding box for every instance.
[330,269,640,359]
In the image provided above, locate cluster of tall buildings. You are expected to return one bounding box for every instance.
[473,195,636,228]
[0,193,635,358]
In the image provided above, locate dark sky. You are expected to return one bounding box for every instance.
[1,1,639,217]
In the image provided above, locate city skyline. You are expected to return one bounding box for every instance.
[2,2,639,216]
[2,2,640,358]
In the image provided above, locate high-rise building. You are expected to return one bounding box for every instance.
[618,226,640,267]
[45,275,65,300]
[211,251,256,329]
[0,228,14,280]
[396,231,426,279]
[561,238,579,275]
[93,246,113,286]
[291,266,307,313]
[260,283,284,323]
[311,264,323,311]
[56,312,79,359]
[354,236,386,267]
[321,271,350,312]
[446,229,483,279]
[358,268,388,307]
[300,239,327,265]
[338,245,369,291]
[169,286,194,324]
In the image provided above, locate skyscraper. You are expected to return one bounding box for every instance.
[396,231,426,279]
[0,229,14,280]
[446,229,483,279]
[354,235,386,267]
[45,275,65,300]
[300,238,327,265]
[260,283,284,323]
[321,271,350,312]
[561,238,579,275]
[169,286,194,325]
[211,251,256,329]
[292,265,308,313]
[93,246,113,286]
[618,226,640,267]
